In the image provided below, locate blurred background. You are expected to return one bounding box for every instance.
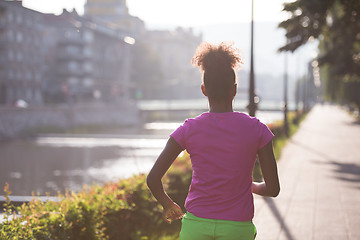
[0,0,358,196]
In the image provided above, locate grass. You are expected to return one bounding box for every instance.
[273,111,308,159]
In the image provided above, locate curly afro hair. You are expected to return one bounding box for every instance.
[191,42,243,72]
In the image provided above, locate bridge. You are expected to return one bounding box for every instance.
[137,99,292,122]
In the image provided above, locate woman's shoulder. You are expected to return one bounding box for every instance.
[233,111,258,121]
[178,113,204,127]
[231,112,268,129]
[188,112,209,121]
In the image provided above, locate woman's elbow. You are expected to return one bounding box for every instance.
[146,174,154,188]
[271,185,280,197]
[146,172,160,189]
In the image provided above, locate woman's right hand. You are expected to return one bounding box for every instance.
[162,202,184,224]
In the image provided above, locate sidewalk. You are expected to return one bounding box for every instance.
[253,104,360,240]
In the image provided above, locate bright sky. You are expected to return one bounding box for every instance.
[22,0,291,27]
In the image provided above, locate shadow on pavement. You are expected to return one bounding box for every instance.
[290,139,334,161]
[290,139,360,189]
[329,161,360,188]
[349,118,360,125]
[263,197,295,240]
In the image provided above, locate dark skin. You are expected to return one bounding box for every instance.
[147,83,280,224]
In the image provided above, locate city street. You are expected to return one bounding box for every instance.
[253,104,360,239]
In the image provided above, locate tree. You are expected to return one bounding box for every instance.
[278,0,360,110]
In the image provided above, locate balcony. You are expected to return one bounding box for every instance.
[57,51,84,61]
[58,31,84,46]
[0,20,6,30]
[0,56,7,67]
[56,66,85,77]
[0,35,6,45]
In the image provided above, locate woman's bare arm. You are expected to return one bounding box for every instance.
[252,140,280,197]
[146,137,184,223]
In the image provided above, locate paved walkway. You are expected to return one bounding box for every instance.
[253,104,360,240]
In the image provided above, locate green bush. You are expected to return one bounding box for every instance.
[1,155,192,240]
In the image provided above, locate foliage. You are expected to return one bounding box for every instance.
[271,110,308,158]
[1,114,306,239]
[278,0,360,110]
[1,157,190,240]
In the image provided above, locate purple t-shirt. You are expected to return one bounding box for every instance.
[170,112,274,221]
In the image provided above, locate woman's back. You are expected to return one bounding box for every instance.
[171,111,273,221]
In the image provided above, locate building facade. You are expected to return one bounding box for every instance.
[0,0,44,105]
[145,27,202,99]
[42,9,133,104]
[0,0,134,105]
[0,0,203,106]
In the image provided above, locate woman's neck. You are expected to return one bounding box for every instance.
[208,99,234,113]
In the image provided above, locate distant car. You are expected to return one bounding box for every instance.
[14,99,28,108]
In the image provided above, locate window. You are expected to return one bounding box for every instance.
[16,32,23,43]
[7,12,13,22]
[83,78,93,87]
[16,14,22,24]
[16,52,23,61]
[65,30,79,40]
[26,71,32,81]
[35,90,42,102]
[27,16,33,27]
[7,30,14,41]
[8,50,14,61]
[8,70,14,79]
[26,88,32,99]
[83,62,92,72]
[35,72,41,81]
[16,88,22,99]
[67,45,80,54]
[83,30,94,43]
[7,88,14,100]
[16,71,22,80]
[83,47,92,57]
[68,61,78,72]
[68,77,79,85]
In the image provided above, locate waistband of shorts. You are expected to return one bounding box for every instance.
[183,212,253,226]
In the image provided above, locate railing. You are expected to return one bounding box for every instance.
[137,99,294,112]
[0,195,61,209]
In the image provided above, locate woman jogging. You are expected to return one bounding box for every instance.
[147,42,280,239]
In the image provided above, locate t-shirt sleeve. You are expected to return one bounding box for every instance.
[257,120,274,149]
[170,119,189,150]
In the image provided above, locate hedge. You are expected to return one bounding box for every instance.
[1,153,192,240]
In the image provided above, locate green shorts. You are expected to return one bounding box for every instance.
[179,212,257,240]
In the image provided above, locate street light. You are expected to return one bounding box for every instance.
[283,51,289,137]
[248,0,256,117]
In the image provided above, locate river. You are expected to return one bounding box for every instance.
[0,110,284,196]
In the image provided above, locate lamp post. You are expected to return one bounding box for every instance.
[283,51,289,137]
[248,0,256,117]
